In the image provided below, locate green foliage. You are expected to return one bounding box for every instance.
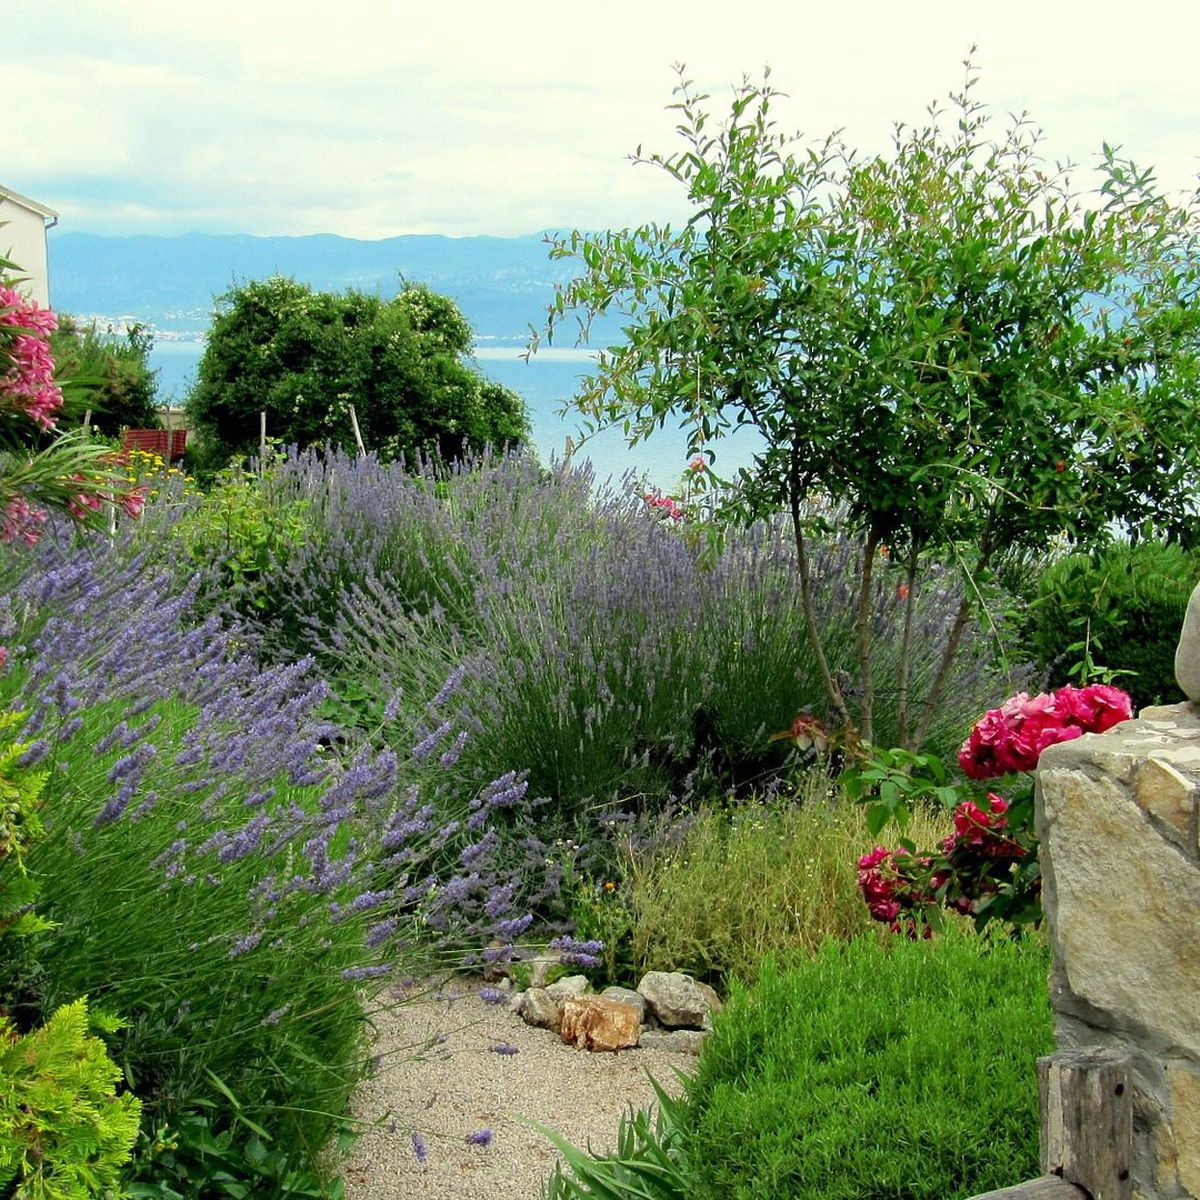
[686,936,1051,1200]
[126,1104,351,1200]
[49,317,160,437]
[172,452,312,614]
[616,782,958,988]
[1030,541,1200,706]
[839,745,966,838]
[0,997,142,1200]
[185,276,529,472]
[540,63,1200,750]
[0,712,54,1032]
[539,1075,697,1200]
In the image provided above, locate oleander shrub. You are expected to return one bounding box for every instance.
[1030,540,1200,705]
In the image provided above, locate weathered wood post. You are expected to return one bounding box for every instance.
[1039,1049,1132,1200]
[348,404,366,457]
[969,1050,1132,1200]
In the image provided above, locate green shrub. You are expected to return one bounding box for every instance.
[685,934,1051,1199]
[0,998,142,1200]
[171,452,313,616]
[184,277,529,473]
[542,933,1051,1200]
[1030,540,1200,706]
[50,317,159,438]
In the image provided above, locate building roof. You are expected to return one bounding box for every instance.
[0,184,58,221]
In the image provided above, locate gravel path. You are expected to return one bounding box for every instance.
[343,977,692,1200]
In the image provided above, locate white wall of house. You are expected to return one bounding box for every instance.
[0,186,58,308]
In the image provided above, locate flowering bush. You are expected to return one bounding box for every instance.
[0,283,63,431]
[0,263,146,541]
[849,683,1133,933]
[958,684,1132,778]
[642,488,685,521]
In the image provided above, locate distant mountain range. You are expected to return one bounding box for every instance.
[46,230,618,344]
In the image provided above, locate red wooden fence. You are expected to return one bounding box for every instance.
[121,429,187,461]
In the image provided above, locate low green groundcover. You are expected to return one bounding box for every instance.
[685,932,1052,1199]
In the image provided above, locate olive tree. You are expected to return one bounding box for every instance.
[538,63,1200,749]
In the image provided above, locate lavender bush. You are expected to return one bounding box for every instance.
[267,451,1020,829]
[0,515,561,1190]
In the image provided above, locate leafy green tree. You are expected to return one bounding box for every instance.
[49,317,160,436]
[537,62,1200,749]
[186,277,529,471]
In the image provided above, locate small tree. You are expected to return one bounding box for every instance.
[49,317,160,436]
[538,61,1200,750]
[186,276,530,471]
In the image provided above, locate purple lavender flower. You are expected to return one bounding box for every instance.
[465,1129,493,1147]
[411,719,452,762]
[432,664,466,707]
[478,987,505,1005]
[549,935,605,969]
[411,1132,428,1164]
[341,964,394,981]
[490,1043,519,1056]
[229,931,264,958]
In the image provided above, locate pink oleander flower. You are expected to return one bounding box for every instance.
[2,495,49,546]
[67,489,104,522]
[0,646,7,671]
[0,286,63,431]
[121,485,149,520]
[642,489,684,521]
[688,454,705,472]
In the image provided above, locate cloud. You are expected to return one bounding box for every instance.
[5,0,1198,237]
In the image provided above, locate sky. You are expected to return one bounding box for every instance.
[5,0,1198,240]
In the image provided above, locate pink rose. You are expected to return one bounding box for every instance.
[1054,684,1132,733]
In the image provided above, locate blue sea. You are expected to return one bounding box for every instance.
[150,341,763,493]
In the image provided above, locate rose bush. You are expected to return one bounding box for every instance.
[849,683,1133,934]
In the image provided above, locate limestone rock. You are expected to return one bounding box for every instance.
[639,1027,710,1056]
[1038,713,1200,1058]
[1168,1063,1200,1197]
[637,971,722,1029]
[1132,756,1197,847]
[601,985,646,1024]
[545,975,590,1003]
[519,987,561,1031]
[559,996,641,1052]
[527,955,563,989]
[1177,581,1200,702]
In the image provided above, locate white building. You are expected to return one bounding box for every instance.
[0,184,59,307]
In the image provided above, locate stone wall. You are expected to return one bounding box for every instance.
[1037,703,1200,1200]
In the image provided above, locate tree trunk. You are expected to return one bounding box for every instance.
[855,527,882,745]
